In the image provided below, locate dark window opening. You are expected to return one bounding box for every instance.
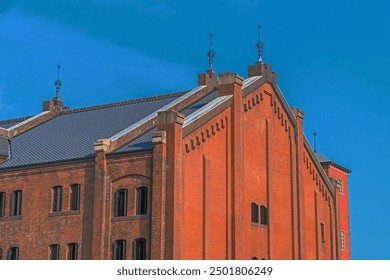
[70,184,80,211]
[53,186,62,212]
[10,190,22,216]
[260,205,268,225]
[252,257,258,260]
[7,247,19,260]
[136,187,148,215]
[133,238,146,260]
[0,192,5,217]
[50,244,60,260]
[67,243,78,260]
[113,240,126,260]
[251,203,259,223]
[115,189,127,217]
[321,223,325,244]
[0,248,2,260]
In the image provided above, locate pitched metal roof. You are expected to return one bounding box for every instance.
[114,90,219,153]
[0,91,189,169]
[0,116,32,129]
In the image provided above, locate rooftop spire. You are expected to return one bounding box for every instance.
[54,63,62,101]
[207,32,215,72]
[256,22,264,63]
[313,128,317,153]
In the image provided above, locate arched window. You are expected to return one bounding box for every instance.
[10,190,22,216]
[115,189,128,217]
[70,184,80,211]
[67,243,78,260]
[0,192,5,217]
[133,238,146,260]
[251,203,259,223]
[7,247,19,260]
[260,205,268,225]
[49,244,60,260]
[136,187,148,215]
[52,186,62,212]
[113,240,126,260]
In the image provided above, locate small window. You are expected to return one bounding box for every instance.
[260,205,268,225]
[251,203,259,223]
[115,189,127,217]
[10,190,22,216]
[49,244,60,260]
[113,240,126,260]
[0,192,5,217]
[0,248,2,260]
[67,243,78,260]
[136,187,148,215]
[341,231,345,251]
[321,223,325,244]
[133,238,146,260]
[252,257,258,260]
[52,186,62,212]
[70,184,80,211]
[7,247,19,260]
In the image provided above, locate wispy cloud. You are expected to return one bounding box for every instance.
[0,8,194,118]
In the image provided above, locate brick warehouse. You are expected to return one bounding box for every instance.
[0,59,351,260]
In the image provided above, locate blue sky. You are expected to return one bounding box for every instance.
[0,0,389,259]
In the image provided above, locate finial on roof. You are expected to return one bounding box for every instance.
[256,22,264,63]
[207,32,215,72]
[54,63,62,101]
[313,128,317,153]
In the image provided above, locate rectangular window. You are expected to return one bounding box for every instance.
[321,223,325,244]
[7,247,19,260]
[67,243,78,260]
[10,190,22,216]
[49,244,60,260]
[0,192,5,217]
[251,203,259,223]
[53,186,62,212]
[136,187,148,215]
[133,239,146,260]
[341,231,345,251]
[70,184,80,211]
[260,205,268,225]
[115,189,127,217]
[113,240,126,260]
[0,248,2,260]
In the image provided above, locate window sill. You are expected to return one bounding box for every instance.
[112,215,148,222]
[48,210,80,217]
[0,215,22,221]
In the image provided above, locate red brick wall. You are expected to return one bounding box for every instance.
[0,162,94,260]
[181,109,231,259]
[242,83,296,260]
[0,152,153,260]
[323,165,351,259]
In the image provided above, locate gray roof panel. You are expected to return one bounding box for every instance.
[115,90,219,153]
[0,92,186,168]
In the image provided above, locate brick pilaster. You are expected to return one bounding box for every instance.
[91,139,111,259]
[218,73,244,259]
[155,110,184,259]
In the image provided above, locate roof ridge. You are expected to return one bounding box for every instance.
[0,115,33,126]
[60,90,190,115]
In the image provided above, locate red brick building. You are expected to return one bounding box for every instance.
[0,61,351,260]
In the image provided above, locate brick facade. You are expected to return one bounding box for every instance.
[0,62,351,260]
